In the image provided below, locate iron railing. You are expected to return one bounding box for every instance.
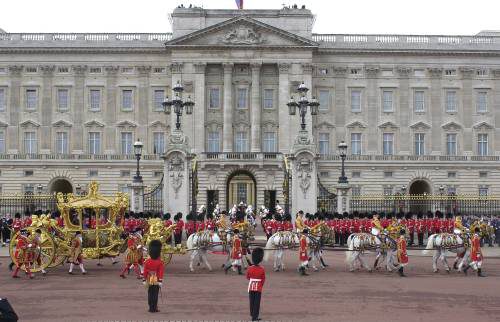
[0,194,57,215]
[317,177,337,214]
[143,175,163,214]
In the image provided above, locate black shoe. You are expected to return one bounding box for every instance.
[8,262,14,271]
[453,262,458,270]
[237,266,243,275]
[478,269,486,277]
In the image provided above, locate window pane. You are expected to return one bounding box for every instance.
[88,132,101,154]
[0,88,5,111]
[26,89,37,110]
[446,134,457,155]
[477,92,487,113]
[209,88,219,108]
[351,133,361,155]
[319,90,330,110]
[383,133,394,155]
[478,134,488,156]
[153,90,165,112]
[263,89,274,109]
[57,89,69,111]
[0,131,5,154]
[90,90,101,110]
[153,132,165,154]
[414,133,425,155]
[121,132,133,154]
[414,91,425,112]
[208,131,220,152]
[24,132,36,154]
[446,91,457,112]
[318,133,329,155]
[56,132,69,154]
[235,131,248,152]
[351,90,361,112]
[122,90,133,110]
[262,132,276,152]
[237,88,247,109]
[382,90,393,112]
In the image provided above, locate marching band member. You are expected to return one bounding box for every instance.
[225,229,243,275]
[396,229,409,277]
[463,227,485,277]
[298,228,309,276]
[246,247,265,322]
[143,240,164,313]
[68,231,86,275]
[12,229,32,279]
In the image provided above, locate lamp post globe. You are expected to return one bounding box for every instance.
[163,81,195,130]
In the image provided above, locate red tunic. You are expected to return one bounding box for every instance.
[196,221,205,232]
[397,236,408,264]
[143,258,164,283]
[14,236,29,263]
[231,237,242,260]
[470,235,482,262]
[56,217,64,227]
[164,219,173,228]
[246,265,266,292]
[299,236,308,261]
[174,220,184,235]
[12,219,23,232]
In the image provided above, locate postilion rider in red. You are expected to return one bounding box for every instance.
[12,229,32,279]
[143,239,164,313]
[246,247,266,322]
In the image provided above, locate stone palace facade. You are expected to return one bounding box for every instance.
[1,7,500,213]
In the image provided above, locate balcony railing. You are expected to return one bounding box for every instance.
[318,154,500,162]
[0,154,162,161]
[202,152,282,161]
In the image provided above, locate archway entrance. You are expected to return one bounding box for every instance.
[49,178,73,194]
[226,170,256,211]
[409,180,432,213]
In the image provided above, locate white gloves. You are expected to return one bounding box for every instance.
[28,244,33,248]
[158,282,162,287]
[142,281,146,285]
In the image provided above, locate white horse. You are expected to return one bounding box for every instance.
[423,232,468,273]
[258,206,269,220]
[245,205,256,227]
[345,233,397,272]
[186,231,227,272]
[197,204,206,215]
[212,204,220,217]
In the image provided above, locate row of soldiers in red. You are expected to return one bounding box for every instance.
[262,214,294,239]
[184,213,217,237]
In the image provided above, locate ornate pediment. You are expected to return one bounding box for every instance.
[441,121,462,131]
[166,16,318,48]
[473,121,494,130]
[346,121,367,129]
[116,120,137,128]
[19,120,40,128]
[314,121,335,130]
[150,120,169,128]
[84,120,105,128]
[378,121,399,129]
[409,121,431,130]
[52,120,73,127]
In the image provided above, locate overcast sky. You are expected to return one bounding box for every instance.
[1,0,498,35]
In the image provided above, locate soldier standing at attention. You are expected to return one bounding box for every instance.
[143,240,164,313]
[246,247,265,322]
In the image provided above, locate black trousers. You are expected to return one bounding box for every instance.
[174,233,182,245]
[418,233,424,246]
[409,232,414,246]
[1,227,10,243]
[148,285,160,312]
[249,291,261,321]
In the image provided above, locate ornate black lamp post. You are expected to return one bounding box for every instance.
[133,140,143,183]
[338,141,348,184]
[439,185,445,212]
[286,82,319,130]
[162,81,194,130]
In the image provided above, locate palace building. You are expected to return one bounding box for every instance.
[1,6,500,214]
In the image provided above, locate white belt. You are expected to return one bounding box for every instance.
[248,278,262,292]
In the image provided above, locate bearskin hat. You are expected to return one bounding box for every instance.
[302,228,309,234]
[148,240,162,260]
[163,213,171,220]
[252,247,264,265]
[400,229,406,235]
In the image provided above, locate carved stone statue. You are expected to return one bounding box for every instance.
[221,25,264,45]
[169,153,185,198]
[296,156,312,198]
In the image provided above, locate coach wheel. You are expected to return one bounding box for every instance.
[9,230,56,273]
[162,253,173,265]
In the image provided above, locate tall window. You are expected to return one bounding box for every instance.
[445,90,457,112]
[237,88,247,109]
[351,90,361,112]
[0,131,5,154]
[24,132,37,154]
[383,186,393,195]
[351,133,361,155]
[209,88,220,109]
[383,133,394,155]
[262,132,277,153]
[414,90,425,112]
[318,90,330,111]
[382,90,393,112]
[55,132,69,154]
[237,183,248,204]
[478,134,488,156]
[476,91,487,113]
[235,131,249,152]
[263,89,274,109]
[446,134,457,155]
[57,88,69,111]
[479,186,489,196]
[153,132,165,155]
[122,90,133,111]
[89,89,101,111]
[0,88,5,111]
[318,133,330,155]
[25,89,38,110]
[153,89,165,112]
[121,132,133,155]
[88,132,101,155]
[414,133,425,155]
[207,131,220,152]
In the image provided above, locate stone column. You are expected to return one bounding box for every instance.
[290,131,317,216]
[104,66,118,154]
[278,63,291,153]
[428,68,443,153]
[193,63,206,154]
[336,183,351,214]
[365,66,380,154]
[129,181,145,213]
[7,66,23,153]
[72,65,87,152]
[39,65,55,153]
[222,63,234,152]
[137,66,151,153]
[397,66,411,153]
[250,63,261,152]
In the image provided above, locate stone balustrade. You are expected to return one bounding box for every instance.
[0,154,162,161]
[201,152,282,161]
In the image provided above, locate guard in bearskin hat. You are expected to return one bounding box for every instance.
[143,239,164,313]
[246,247,265,321]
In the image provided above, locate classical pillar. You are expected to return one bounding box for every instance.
[301,63,314,135]
[40,65,55,153]
[7,66,23,153]
[72,65,87,152]
[193,63,206,154]
[278,63,291,153]
[336,183,351,214]
[365,66,379,154]
[222,63,234,152]
[137,66,151,153]
[104,66,119,154]
[250,63,261,152]
[129,181,145,213]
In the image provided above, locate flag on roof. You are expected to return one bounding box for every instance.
[235,0,243,9]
